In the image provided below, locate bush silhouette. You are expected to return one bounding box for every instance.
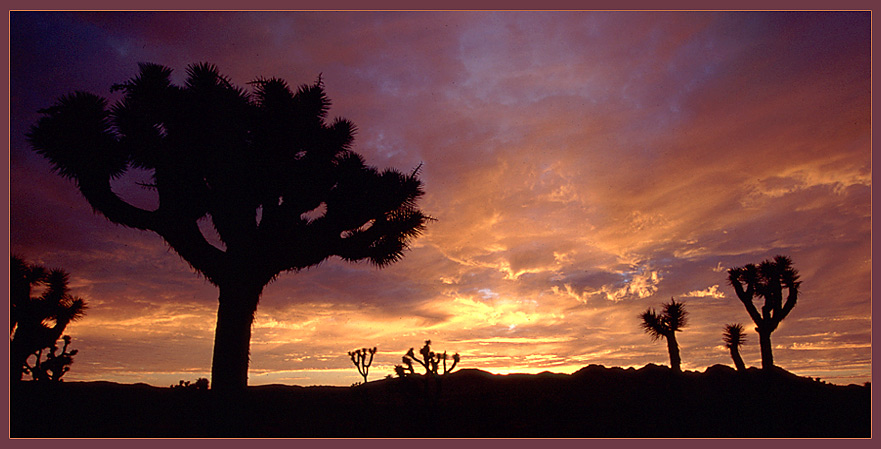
[727,255,800,370]
[640,298,688,372]
[28,63,431,391]
[10,256,87,382]
[171,377,209,390]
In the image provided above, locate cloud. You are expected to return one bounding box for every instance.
[683,285,725,299]
[552,263,662,303]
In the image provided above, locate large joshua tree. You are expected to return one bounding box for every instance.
[10,256,87,382]
[723,323,747,372]
[727,255,800,370]
[640,298,688,372]
[28,63,430,391]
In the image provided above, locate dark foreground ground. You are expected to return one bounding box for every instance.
[10,364,871,438]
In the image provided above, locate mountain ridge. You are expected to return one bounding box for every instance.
[11,363,870,437]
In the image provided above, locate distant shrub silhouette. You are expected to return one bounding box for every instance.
[727,255,800,370]
[348,347,377,383]
[24,335,78,382]
[394,363,412,378]
[10,256,87,382]
[395,340,459,377]
[723,323,747,372]
[640,298,688,372]
[28,63,431,391]
[171,377,209,390]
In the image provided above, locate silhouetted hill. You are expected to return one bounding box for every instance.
[10,364,870,437]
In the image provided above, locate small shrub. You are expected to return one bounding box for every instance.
[171,377,209,390]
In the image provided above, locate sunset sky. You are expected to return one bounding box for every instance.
[9,10,871,387]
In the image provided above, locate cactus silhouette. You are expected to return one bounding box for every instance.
[397,340,459,376]
[25,335,78,382]
[723,323,748,372]
[348,347,377,383]
[10,256,87,382]
[640,298,688,372]
[28,63,430,391]
[727,255,800,370]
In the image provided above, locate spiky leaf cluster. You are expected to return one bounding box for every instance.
[639,298,688,341]
[11,256,87,340]
[723,323,747,349]
[727,255,800,332]
[728,255,801,305]
[28,63,431,287]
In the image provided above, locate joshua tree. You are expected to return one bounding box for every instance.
[25,335,79,382]
[394,341,459,420]
[640,298,688,372]
[396,340,459,376]
[349,347,377,383]
[10,256,87,382]
[727,255,800,370]
[723,323,747,372]
[28,63,430,391]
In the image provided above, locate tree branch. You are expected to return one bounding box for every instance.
[778,285,799,324]
[78,176,156,231]
[152,214,228,284]
[730,278,763,326]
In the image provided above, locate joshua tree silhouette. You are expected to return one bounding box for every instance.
[723,323,747,372]
[349,347,377,383]
[10,256,87,382]
[28,63,430,391]
[396,340,459,376]
[640,298,688,372]
[727,255,800,370]
[25,334,79,382]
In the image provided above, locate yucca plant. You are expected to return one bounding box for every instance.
[723,323,748,372]
[640,298,688,372]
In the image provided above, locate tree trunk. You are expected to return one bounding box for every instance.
[730,347,746,372]
[666,333,681,372]
[758,329,774,370]
[10,339,30,382]
[211,282,262,392]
